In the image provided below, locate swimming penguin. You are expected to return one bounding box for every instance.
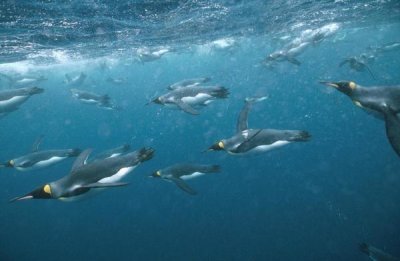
[359,243,399,261]
[10,147,154,202]
[320,81,400,157]
[150,163,220,195]
[207,97,311,155]
[0,136,81,171]
[136,47,171,63]
[64,72,87,87]
[70,88,119,110]
[168,77,211,90]
[339,56,375,79]
[0,87,44,117]
[150,85,229,115]
[87,144,131,163]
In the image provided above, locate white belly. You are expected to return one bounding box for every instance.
[98,166,136,183]
[0,96,28,110]
[181,93,212,105]
[230,140,291,155]
[79,98,98,104]
[181,172,205,180]
[15,156,65,171]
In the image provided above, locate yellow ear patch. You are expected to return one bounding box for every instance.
[349,81,356,90]
[9,160,14,166]
[43,184,52,194]
[218,141,224,149]
[156,171,161,176]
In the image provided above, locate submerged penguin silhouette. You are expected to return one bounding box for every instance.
[207,96,311,155]
[320,81,400,157]
[0,136,81,171]
[359,242,399,261]
[0,87,44,117]
[10,147,154,202]
[150,163,220,195]
[149,85,229,115]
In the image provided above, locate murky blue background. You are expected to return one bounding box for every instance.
[0,1,399,260]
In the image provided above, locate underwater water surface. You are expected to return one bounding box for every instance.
[0,1,400,260]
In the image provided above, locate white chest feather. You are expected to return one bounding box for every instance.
[0,96,28,108]
[181,172,205,180]
[98,166,136,183]
[181,93,212,105]
[15,156,65,171]
[229,140,291,155]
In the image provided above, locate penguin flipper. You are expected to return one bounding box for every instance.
[81,182,129,188]
[31,135,44,152]
[237,96,268,133]
[71,149,92,173]
[384,110,400,157]
[286,57,301,66]
[175,100,199,115]
[233,129,263,153]
[171,177,197,195]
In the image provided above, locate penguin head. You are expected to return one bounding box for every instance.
[150,170,162,178]
[152,97,163,105]
[320,81,357,95]
[207,141,225,151]
[10,184,53,202]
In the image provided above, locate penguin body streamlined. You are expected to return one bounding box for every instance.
[10,147,155,202]
[151,163,220,195]
[0,87,44,116]
[207,97,310,155]
[321,81,400,157]
[151,85,229,115]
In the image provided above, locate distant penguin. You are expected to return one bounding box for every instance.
[64,72,87,87]
[0,87,44,117]
[207,96,311,155]
[0,136,81,171]
[150,85,229,115]
[87,144,131,163]
[10,147,155,202]
[136,47,171,63]
[70,88,119,110]
[339,56,375,79]
[359,243,399,261]
[150,163,220,195]
[320,81,400,157]
[168,77,211,90]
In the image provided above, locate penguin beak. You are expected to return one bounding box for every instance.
[319,81,339,89]
[9,194,34,203]
[10,184,52,203]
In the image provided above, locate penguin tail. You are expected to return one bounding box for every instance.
[137,147,155,163]
[289,131,311,142]
[212,86,229,99]
[69,148,83,157]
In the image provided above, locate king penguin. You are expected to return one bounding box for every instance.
[320,81,400,157]
[150,163,220,195]
[10,147,154,202]
[359,243,399,261]
[207,96,311,155]
[150,85,229,115]
[0,87,44,117]
[0,136,81,171]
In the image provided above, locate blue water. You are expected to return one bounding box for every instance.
[1,1,400,260]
